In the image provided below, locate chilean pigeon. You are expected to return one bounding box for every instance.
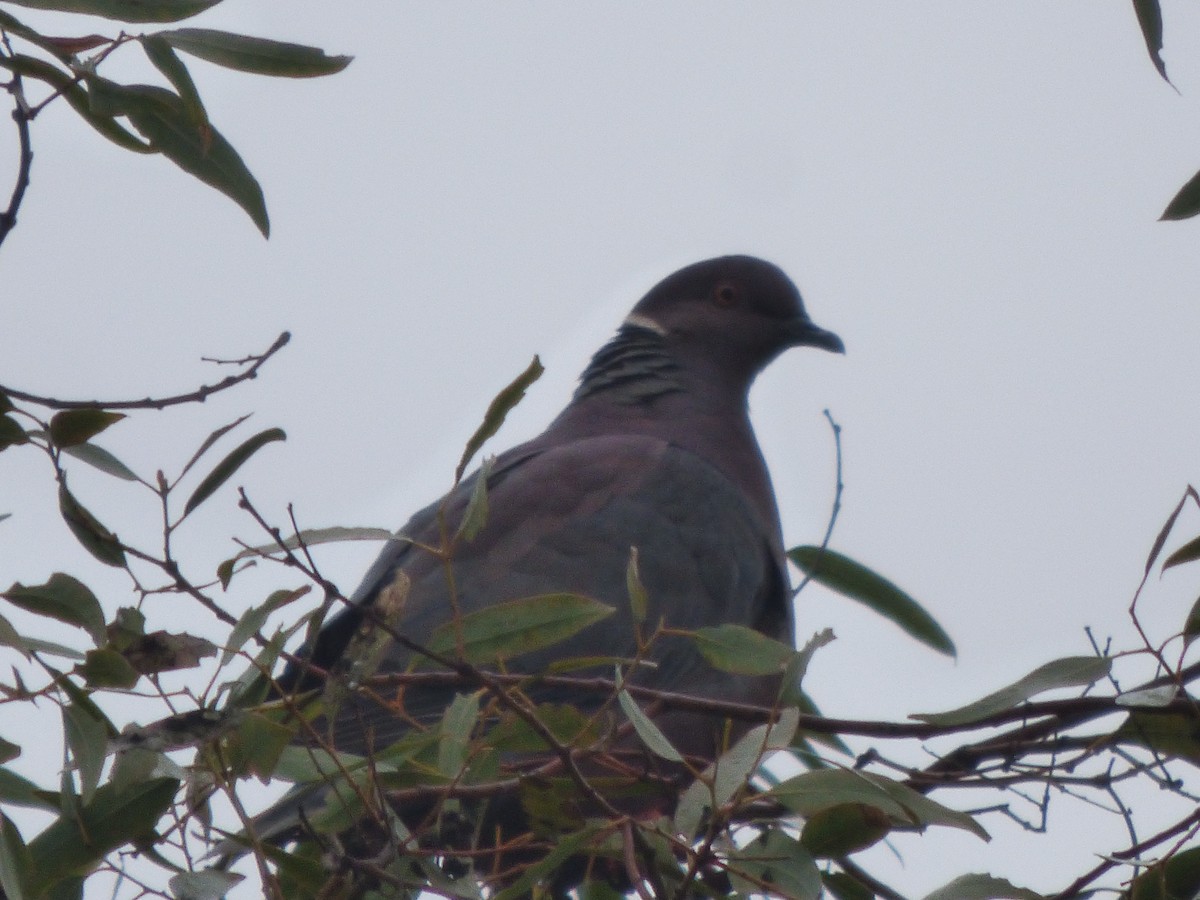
[235,254,842,885]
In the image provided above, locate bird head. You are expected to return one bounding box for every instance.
[626,255,844,388]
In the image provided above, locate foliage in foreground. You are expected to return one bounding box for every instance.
[1,342,1200,899]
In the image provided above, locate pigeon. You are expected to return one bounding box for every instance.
[233,254,843,884]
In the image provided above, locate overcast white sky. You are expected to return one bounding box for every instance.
[5,3,1200,897]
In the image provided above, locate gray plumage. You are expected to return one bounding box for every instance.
[241,254,842,857]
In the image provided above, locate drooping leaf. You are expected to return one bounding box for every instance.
[625,545,648,625]
[4,0,223,23]
[0,54,151,152]
[168,870,244,900]
[0,767,58,811]
[675,709,799,837]
[47,410,124,448]
[62,702,108,804]
[800,803,891,858]
[1165,534,1200,570]
[79,648,140,689]
[58,486,126,567]
[0,811,31,900]
[93,80,270,236]
[1162,169,1200,222]
[24,777,178,894]
[1115,711,1200,765]
[788,546,955,656]
[224,712,292,781]
[0,415,28,451]
[455,356,543,483]
[727,829,822,900]
[913,656,1112,727]
[823,871,875,900]
[178,413,250,480]
[1131,0,1171,85]
[455,456,493,542]
[425,593,612,665]
[159,28,352,77]
[768,768,988,840]
[922,873,1049,900]
[217,526,393,583]
[692,623,797,675]
[437,693,479,777]
[2,574,106,645]
[1128,845,1200,900]
[618,689,683,762]
[487,704,598,753]
[183,427,285,514]
[59,442,139,481]
[220,585,309,666]
[140,34,206,127]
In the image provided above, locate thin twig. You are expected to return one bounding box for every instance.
[0,331,291,409]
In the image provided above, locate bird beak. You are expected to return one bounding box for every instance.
[787,318,845,354]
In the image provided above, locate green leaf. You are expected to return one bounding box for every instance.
[823,871,875,900]
[0,54,151,152]
[47,410,124,448]
[675,709,799,837]
[455,455,492,542]
[1115,711,1200,765]
[692,623,797,675]
[487,704,598,753]
[0,415,28,451]
[625,546,648,625]
[1165,535,1200,570]
[0,738,17,765]
[788,546,955,656]
[491,827,599,900]
[437,693,479,777]
[2,574,106,645]
[225,712,292,781]
[58,485,126,567]
[922,873,1050,900]
[91,80,270,236]
[62,702,108,804]
[768,768,988,840]
[728,830,822,900]
[425,593,613,665]
[218,526,393,582]
[79,648,140,689]
[140,34,206,127]
[59,442,139,481]
[913,656,1112,727]
[183,427,285,514]
[169,870,244,900]
[1129,845,1200,900]
[1162,168,1200,222]
[618,689,683,762]
[0,767,59,812]
[220,585,308,666]
[4,0,223,22]
[1131,0,1170,86]
[25,777,178,894]
[455,356,544,483]
[0,811,31,900]
[160,28,352,77]
[800,803,891,858]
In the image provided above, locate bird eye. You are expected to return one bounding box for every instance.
[713,282,739,308]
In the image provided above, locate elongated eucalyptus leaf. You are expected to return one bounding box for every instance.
[2,574,106,645]
[183,427,285,514]
[25,778,178,894]
[913,656,1111,727]
[160,28,352,77]
[4,0,223,24]
[618,689,682,762]
[425,593,612,664]
[788,546,954,656]
[47,410,124,448]
[922,873,1049,900]
[455,356,543,483]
